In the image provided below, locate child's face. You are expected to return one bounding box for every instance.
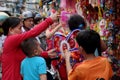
[34,42,42,56]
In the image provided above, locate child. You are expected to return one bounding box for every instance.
[64,30,113,80]
[20,38,47,80]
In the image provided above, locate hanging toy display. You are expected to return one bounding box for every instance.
[60,40,70,57]
[53,32,66,53]
[98,19,107,40]
[66,29,82,62]
[60,0,66,9]
[100,0,105,9]
[79,0,89,21]
[58,29,84,66]
[89,0,98,8]
[78,0,100,25]
[74,0,120,79]
[60,11,71,27]
[60,0,76,11]
[66,29,80,50]
[52,28,84,67]
[75,1,84,18]
[60,39,82,66]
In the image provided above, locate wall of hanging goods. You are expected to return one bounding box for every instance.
[39,0,120,79]
[59,0,120,59]
[59,0,120,79]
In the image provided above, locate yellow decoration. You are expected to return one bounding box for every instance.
[39,0,42,7]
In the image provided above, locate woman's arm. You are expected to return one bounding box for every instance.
[10,12,59,47]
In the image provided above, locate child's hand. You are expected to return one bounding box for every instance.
[64,50,71,60]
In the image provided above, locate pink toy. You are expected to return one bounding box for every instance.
[60,0,76,10]
[60,11,70,23]
[60,11,71,27]
[60,0,67,9]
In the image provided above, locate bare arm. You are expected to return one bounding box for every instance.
[40,74,47,80]
[46,23,62,39]
[64,50,72,75]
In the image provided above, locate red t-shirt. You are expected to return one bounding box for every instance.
[2,18,53,80]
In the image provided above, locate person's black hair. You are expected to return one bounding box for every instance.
[76,30,101,55]
[34,17,42,25]
[21,38,38,57]
[68,14,86,31]
[2,17,21,35]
